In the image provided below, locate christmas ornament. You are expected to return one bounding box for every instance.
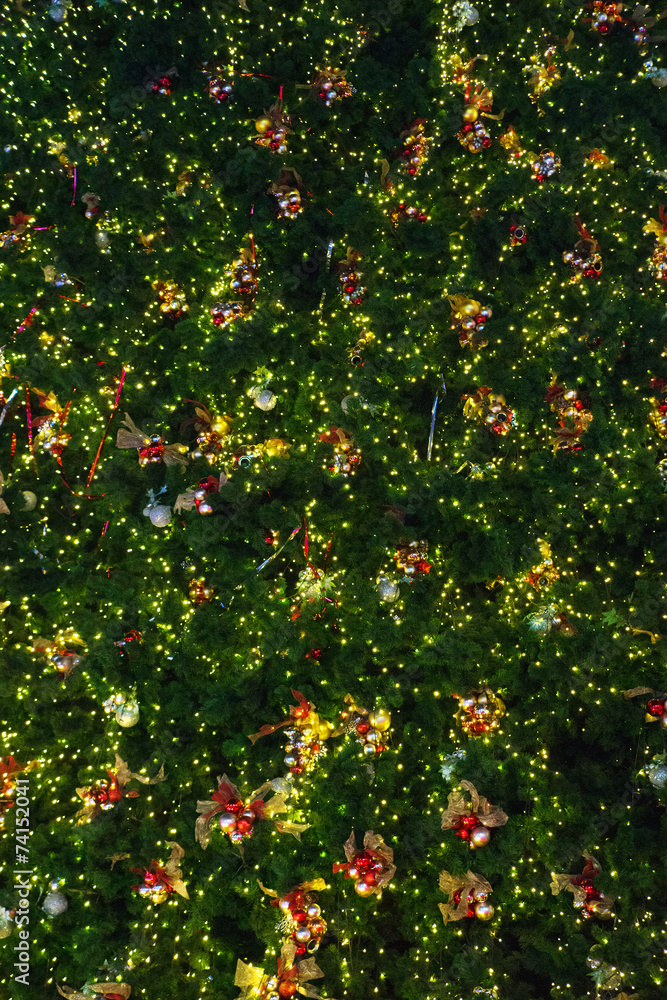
[376,575,400,602]
[347,329,374,367]
[336,248,366,305]
[587,0,623,34]
[269,174,304,220]
[34,630,85,679]
[43,264,71,286]
[313,68,355,106]
[455,686,505,738]
[0,756,34,827]
[174,473,227,515]
[195,774,309,848]
[318,426,360,475]
[550,851,614,918]
[455,84,503,153]
[75,754,165,824]
[649,377,667,438]
[531,148,561,182]
[395,541,431,579]
[396,119,430,176]
[526,41,564,104]
[189,405,232,463]
[22,491,37,510]
[292,565,333,620]
[333,830,396,898]
[452,1,479,29]
[81,192,101,220]
[114,629,143,661]
[248,367,278,410]
[0,211,34,251]
[234,940,325,1000]
[102,690,140,728]
[254,101,292,154]
[143,66,178,96]
[646,754,667,788]
[48,0,73,22]
[448,294,492,349]
[43,886,68,916]
[584,147,613,167]
[441,780,508,847]
[152,279,189,320]
[510,224,527,246]
[57,983,132,1000]
[524,539,559,590]
[438,870,494,922]
[202,61,233,102]
[462,385,515,436]
[388,203,428,227]
[247,688,333,776]
[338,694,392,756]
[32,389,71,457]
[643,207,667,279]
[132,842,189,903]
[211,247,257,327]
[643,690,667,726]
[545,379,593,453]
[259,879,328,956]
[499,125,525,158]
[0,907,13,939]
[116,414,188,466]
[143,486,172,528]
[188,577,215,604]
[563,217,603,281]
[525,604,577,636]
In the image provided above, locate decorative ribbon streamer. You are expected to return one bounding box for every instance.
[427,375,446,461]
[0,387,18,428]
[629,627,661,643]
[256,525,301,572]
[25,387,35,466]
[85,367,126,487]
[13,304,39,340]
[70,166,77,207]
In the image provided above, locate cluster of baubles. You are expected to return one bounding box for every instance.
[190,411,232,463]
[455,686,506,738]
[388,203,428,226]
[152,279,189,320]
[336,249,366,305]
[283,716,332,776]
[346,329,374,367]
[269,182,303,219]
[545,381,593,454]
[509,223,528,246]
[531,149,561,182]
[312,68,355,107]
[456,101,492,152]
[211,248,257,328]
[395,540,431,579]
[202,62,233,102]
[217,796,261,843]
[448,295,492,350]
[462,385,515,436]
[397,118,430,175]
[525,539,559,591]
[102,691,140,728]
[254,102,292,154]
[274,890,327,957]
[340,697,391,756]
[645,692,667,728]
[188,577,215,604]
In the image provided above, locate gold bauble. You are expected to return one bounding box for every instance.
[211,417,230,435]
[368,708,391,732]
[299,724,315,739]
[318,720,333,740]
[460,301,479,317]
[462,105,479,123]
[354,879,374,897]
[255,115,273,134]
[22,491,37,511]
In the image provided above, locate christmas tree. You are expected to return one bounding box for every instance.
[1,0,667,999]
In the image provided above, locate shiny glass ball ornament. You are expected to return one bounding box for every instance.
[474,901,494,920]
[462,105,479,123]
[94,230,111,248]
[255,116,273,134]
[43,891,68,916]
[229,831,244,844]
[22,491,37,511]
[278,981,297,999]
[376,576,399,602]
[253,389,277,411]
[295,926,311,943]
[365,729,379,743]
[278,899,291,913]
[647,760,667,788]
[363,743,377,756]
[266,979,279,993]
[347,865,359,880]
[236,817,253,835]
[218,812,237,833]
[306,903,321,919]
[198,501,213,515]
[354,879,374,897]
[116,699,140,728]
[469,825,491,848]
[284,753,298,768]
[145,504,171,527]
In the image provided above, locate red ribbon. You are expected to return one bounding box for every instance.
[25,387,35,468]
[85,366,126,487]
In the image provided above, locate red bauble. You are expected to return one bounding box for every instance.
[278,981,298,998]
[292,909,307,924]
[356,720,371,735]
[226,797,244,814]
[236,818,253,835]
[293,704,310,718]
[295,944,307,957]
[354,850,374,874]
[647,698,665,717]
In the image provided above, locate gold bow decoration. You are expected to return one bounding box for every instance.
[116,414,188,467]
[550,850,614,918]
[438,869,493,923]
[57,984,131,1000]
[440,780,508,831]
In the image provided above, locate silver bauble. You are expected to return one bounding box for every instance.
[376,576,400,602]
[116,700,140,728]
[253,389,277,411]
[145,504,171,528]
[43,891,68,916]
